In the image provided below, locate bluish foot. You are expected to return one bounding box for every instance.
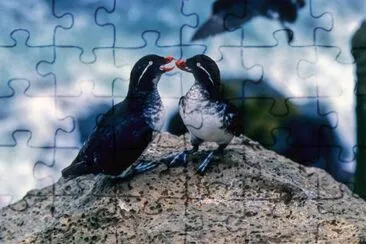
[196,151,215,175]
[134,160,159,173]
[162,150,189,168]
[118,160,158,180]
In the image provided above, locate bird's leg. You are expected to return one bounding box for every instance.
[162,136,202,168]
[196,144,228,175]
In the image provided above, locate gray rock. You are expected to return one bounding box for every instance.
[1,133,366,243]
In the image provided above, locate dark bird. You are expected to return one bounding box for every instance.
[62,54,174,179]
[192,0,305,43]
[166,54,242,174]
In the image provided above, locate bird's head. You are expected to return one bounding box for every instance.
[176,54,221,98]
[128,54,174,94]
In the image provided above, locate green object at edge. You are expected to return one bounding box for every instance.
[352,21,366,199]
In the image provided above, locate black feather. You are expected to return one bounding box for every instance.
[222,100,243,136]
[62,96,153,178]
[61,54,169,179]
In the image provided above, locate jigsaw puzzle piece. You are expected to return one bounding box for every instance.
[242,31,318,97]
[54,0,115,63]
[241,84,345,177]
[0,131,56,203]
[242,96,297,148]
[311,0,366,63]
[244,78,294,115]
[269,95,354,182]
[183,0,251,65]
[96,0,197,48]
[315,95,355,182]
[323,146,354,183]
[32,137,81,197]
[183,0,249,43]
[38,47,129,96]
[215,45,263,82]
[0,30,54,96]
[179,0,237,59]
[0,80,75,146]
[0,0,72,46]
[54,80,115,145]
[281,0,332,46]
[297,46,354,97]
[296,43,356,180]
[114,31,206,66]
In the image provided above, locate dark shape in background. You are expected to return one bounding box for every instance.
[191,0,305,42]
[352,21,366,199]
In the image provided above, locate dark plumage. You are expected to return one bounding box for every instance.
[166,54,242,174]
[192,0,305,42]
[62,54,174,179]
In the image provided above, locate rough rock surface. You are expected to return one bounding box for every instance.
[1,133,366,243]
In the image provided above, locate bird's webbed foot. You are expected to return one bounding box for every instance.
[161,145,199,168]
[196,145,227,175]
[134,160,159,174]
[118,160,159,180]
[161,150,190,168]
[196,151,216,175]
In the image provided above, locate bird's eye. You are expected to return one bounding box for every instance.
[196,62,201,67]
[149,61,153,65]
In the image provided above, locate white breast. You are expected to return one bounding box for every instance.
[179,98,233,144]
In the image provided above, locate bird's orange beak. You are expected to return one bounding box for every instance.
[175,59,185,69]
[164,56,174,63]
[160,56,175,72]
[175,59,191,72]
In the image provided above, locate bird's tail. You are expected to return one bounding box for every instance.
[61,161,94,180]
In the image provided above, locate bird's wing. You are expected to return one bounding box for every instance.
[222,100,243,136]
[62,98,153,178]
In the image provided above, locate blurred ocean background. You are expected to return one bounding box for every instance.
[0,0,365,206]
